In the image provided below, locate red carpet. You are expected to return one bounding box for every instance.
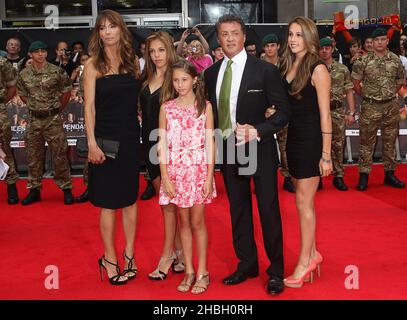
[0,164,406,300]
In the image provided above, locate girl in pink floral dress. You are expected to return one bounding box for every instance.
[158,59,216,294]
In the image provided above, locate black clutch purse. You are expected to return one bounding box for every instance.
[76,137,120,160]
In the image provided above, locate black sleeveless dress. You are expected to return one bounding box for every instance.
[140,86,161,181]
[286,62,325,179]
[88,74,141,209]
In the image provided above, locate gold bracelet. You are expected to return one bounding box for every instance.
[321,132,333,134]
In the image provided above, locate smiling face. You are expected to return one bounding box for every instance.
[217,21,246,59]
[288,22,306,57]
[99,18,121,47]
[148,39,168,69]
[264,42,280,58]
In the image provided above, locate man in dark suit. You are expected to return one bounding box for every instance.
[204,15,291,295]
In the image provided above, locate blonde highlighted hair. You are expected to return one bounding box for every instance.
[141,31,178,97]
[280,16,320,97]
[88,10,138,77]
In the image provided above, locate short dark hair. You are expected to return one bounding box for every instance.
[71,41,84,49]
[348,37,362,48]
[244,40,256,48]
[215,14,246,36]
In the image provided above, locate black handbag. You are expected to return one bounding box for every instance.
[76,137,120,160]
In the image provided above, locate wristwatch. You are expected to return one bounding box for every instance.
[347,111,356,117]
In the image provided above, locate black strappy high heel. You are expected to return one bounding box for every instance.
[122,251,138,281]
[98,256,128,286]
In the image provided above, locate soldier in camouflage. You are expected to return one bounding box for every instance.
[262,33,295,193]
[16,41,75,205]
[319,37,356,191]
[0,56,19,204]
[352,27,405,190]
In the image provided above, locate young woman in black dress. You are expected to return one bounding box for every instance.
[280,16,333,288]
[139,31,185,280]
[84,10,141,285]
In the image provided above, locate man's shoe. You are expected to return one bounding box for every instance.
[21,189,41,206]
[266,276,284,295]
[384,171,405,188]
[63,189,75,205]
[357,173,369,191]
[222,270,259,285]
[141,181,156,200]
[332,177,348,191]
[7,183,19,205]
[75,188,89,203]
[283,177,296,193]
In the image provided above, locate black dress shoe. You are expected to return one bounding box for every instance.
[63,189,75,205]
[7,183,19,205]
[21,189,41,206]
[222,270,259,285]
[266,276,284,295]
[283,177,296,193]
[357,173,369,191]
[141,181,155,200]
[384,171,405,188]
[75,188,89,203]
[332,177,348,191]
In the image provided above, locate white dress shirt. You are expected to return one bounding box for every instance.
[216,49,248,129]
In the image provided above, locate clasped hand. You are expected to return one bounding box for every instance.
[88,144,106,165]
[235,123,258,146]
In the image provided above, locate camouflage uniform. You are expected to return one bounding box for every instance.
[0,57,19,185]
[351,50,404,173]
[328,60,353,177]
[16,62,72,190]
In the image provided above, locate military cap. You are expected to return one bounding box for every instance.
[262,33,279,46]
[319,37,333,47]
[28,41,48,53]
[370,27,387,39]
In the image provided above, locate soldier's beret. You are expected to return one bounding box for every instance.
[28,41,48,53]
[319,37,333,47]
[262,33,279,46]
[370,27,387,39]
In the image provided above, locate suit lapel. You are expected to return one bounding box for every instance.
[236,55,254,116]
[211,58,223,111]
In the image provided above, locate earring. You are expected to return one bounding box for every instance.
[99,38,104,48]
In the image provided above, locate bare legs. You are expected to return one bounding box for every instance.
[178,204,209,293]
[289,177,319,279]
[150,176,184,276]
[100,208,129,282]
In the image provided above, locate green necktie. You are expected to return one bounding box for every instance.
[219,59,233,138]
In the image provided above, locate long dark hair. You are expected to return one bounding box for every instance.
[279,16,320,97]
[141,31,178,93]
[161,59,206,117]
[88,10,137,77]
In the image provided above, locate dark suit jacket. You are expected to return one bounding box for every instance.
[204,54,291,175]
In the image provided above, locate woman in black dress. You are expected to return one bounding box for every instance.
[279,16,332,288]
[84,10,141,285]
[139,31,185,280]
